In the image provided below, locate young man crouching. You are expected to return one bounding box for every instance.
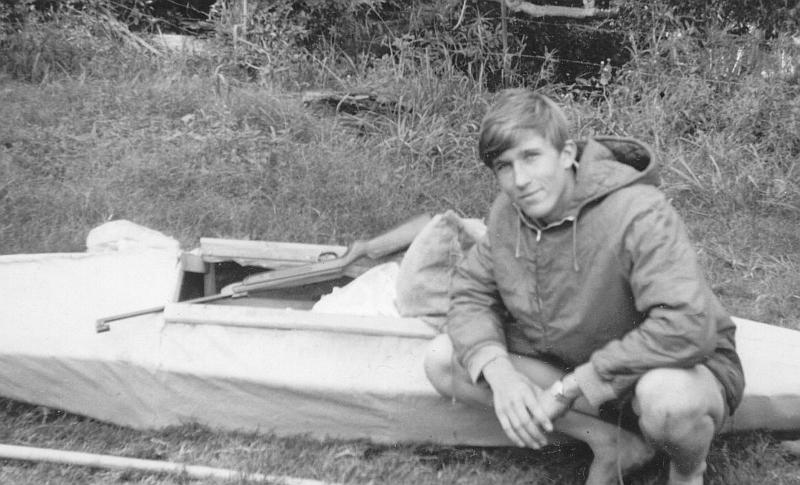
[424,89,744,485]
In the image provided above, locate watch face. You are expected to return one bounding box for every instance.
[552,379,575,405]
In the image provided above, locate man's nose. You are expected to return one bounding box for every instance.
[513,161,531,187]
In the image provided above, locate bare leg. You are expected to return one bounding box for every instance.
[424,335,654,485]
[634,365,726,485]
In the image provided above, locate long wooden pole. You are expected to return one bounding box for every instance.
[0,444,340,485]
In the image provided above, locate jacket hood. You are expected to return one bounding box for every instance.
[508,136,657,271]
[568,136,658,214]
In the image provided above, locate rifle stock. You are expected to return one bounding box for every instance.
[96,213,432,333]
[238,213,431,292]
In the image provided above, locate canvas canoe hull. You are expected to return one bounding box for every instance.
[0,247,798,446]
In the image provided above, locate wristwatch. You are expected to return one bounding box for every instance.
[552,375,580,406]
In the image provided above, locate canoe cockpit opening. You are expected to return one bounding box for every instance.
[95,238,419,334]
[177,256,355,311]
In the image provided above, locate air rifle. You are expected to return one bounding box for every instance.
[95,213,431,333]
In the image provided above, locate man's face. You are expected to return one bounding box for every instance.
[492,130,576,222]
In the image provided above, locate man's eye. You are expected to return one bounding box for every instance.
[494,162,511,172]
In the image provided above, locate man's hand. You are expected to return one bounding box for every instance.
[482,357,553,449]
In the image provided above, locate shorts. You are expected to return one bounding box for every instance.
[599,363,731,435]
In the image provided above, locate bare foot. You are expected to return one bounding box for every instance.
[585,430,655,485]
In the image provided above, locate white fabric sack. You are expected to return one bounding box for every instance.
[395,211,486,331]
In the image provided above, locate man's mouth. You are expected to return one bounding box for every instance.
[519,190,542,203]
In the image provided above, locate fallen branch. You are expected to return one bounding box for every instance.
[494,0,618,19]
[781,439,800,457]
[0,443,340,485]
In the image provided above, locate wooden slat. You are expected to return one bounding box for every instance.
[203,262,216,296]
[200,238,347,267]
[164,303,438,339]
[180,253,207,273]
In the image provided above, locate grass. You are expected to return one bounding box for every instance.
[1,4,800,484]
[1,403,800,484]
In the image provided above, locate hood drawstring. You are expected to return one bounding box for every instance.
[514,214,537,258]
[572,214,580,272]
[570,159,581,272]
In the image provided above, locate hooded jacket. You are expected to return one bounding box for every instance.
[448,137,744,412]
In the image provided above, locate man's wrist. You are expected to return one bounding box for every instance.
[552,373,582,405]
[481,356,515,386]
[563,373,582,399]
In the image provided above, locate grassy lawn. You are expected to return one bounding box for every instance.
[1,401,799,484]
[1,4,799,484]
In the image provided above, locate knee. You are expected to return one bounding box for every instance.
[635,369,714,443]
[423,334,455,397]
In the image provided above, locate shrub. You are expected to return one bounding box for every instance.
[566,10,800,215]
[0,1,170,82]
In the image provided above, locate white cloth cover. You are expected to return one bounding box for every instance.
[311,262,401,317]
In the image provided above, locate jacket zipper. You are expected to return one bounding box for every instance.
[533,228,547,349]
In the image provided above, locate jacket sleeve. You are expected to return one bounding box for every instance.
[574,195,724,407]
[447,233,510,383]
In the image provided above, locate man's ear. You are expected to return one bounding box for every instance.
[560,139,578,168]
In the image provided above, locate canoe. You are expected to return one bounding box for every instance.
[0,223,798,446]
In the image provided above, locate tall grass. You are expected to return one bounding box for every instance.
[559,20,800,209]
[0,4,502,249]
[2,3,799,322]
[1,2,798,316]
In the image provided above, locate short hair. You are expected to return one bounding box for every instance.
[478,89,570,168]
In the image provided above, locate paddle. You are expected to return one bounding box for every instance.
[95,213,432,333]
